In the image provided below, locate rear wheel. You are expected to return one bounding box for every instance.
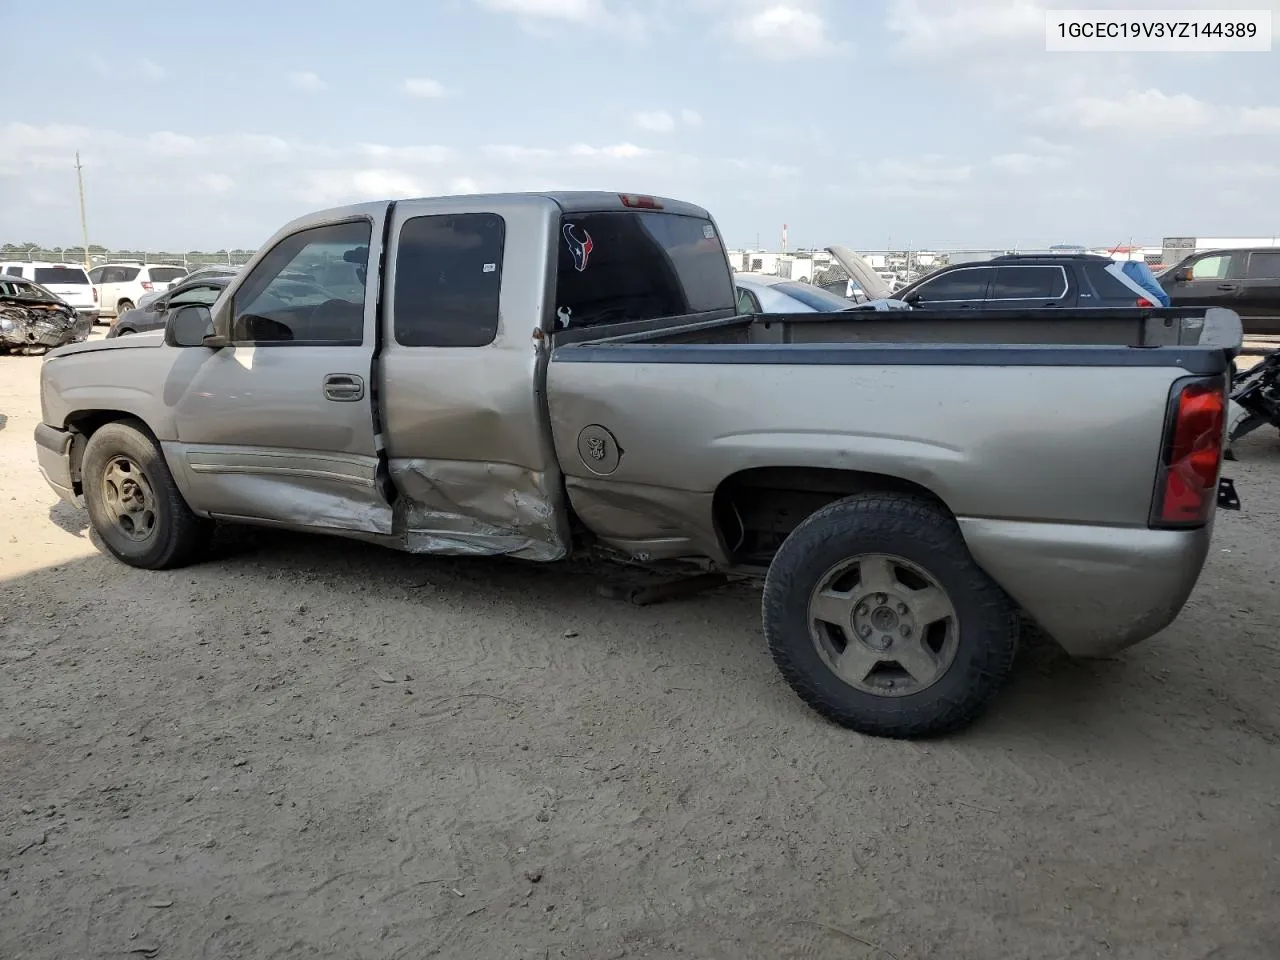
[762,492,1019,738]
[82,421,212,569]
[116,299,135,317]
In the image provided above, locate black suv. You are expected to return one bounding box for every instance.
[893,253,1164,311]
[1159,248,1280,336]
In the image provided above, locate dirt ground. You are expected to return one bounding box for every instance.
[2,342,1279,960]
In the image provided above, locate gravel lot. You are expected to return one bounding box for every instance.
[2,343,1279,960]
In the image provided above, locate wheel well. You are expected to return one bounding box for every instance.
[713,467,950,567]
[63,411,153,487]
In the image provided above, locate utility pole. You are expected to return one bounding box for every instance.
[75,152,90,269]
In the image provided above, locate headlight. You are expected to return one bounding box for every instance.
[0,315,15,334]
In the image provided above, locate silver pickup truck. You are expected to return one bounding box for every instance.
[34,192,1242,738]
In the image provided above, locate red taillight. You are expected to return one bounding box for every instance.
[1136,297,1154,307]
[92,287,98,302]
[1151,379,1225,527]
[619,193,662,209]
[140,281,153,291]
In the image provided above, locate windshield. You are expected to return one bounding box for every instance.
[0,278,58,300]
[33,266,90,285]
[772,280,856,311]
[554,210,735,328]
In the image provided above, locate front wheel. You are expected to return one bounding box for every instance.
[762,492,1019,738]
[81,421,212,569]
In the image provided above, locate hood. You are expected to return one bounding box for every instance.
[44,329,164,360]
[825,246,892,300]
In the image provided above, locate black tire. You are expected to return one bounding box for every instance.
[116,299,134,319]
[762,492,1019,738]
[81,420,212,569]
[115,327,135,337]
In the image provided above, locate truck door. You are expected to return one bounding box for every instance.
[1164,250,1246,313]
[1237,250,1280,336]
[171,215,393,535]
[376,197,572,560]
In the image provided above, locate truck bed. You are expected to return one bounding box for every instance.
[552,306,1235,350]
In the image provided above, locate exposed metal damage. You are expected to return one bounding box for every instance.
[0,291,88,354]
[389,458,568,561]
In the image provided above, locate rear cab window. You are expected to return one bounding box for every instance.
[33,266,90,285]
[1246,251,1280,279]
[392,213,505,347]
[147,266,188,283]
[554,211,735,329]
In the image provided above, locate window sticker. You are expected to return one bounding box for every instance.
[562,223,594,272]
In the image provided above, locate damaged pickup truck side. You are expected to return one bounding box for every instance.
[1,277,91,354]
[35,192,1242,738]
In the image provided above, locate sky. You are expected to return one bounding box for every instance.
[1,0,1279,252]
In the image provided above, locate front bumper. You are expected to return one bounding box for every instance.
[34,423,80,505]
[959,517,1213,658]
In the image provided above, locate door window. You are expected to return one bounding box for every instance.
[230,220,371,345]
[169,284,224,307]
[1245,251,1280,280]
[392,213,505,347]
[989,266,1067,300]
[1190,255,1230,280]
[911,267,991,302]
[988,267,1070,300]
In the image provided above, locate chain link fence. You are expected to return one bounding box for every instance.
[0,248,257,269]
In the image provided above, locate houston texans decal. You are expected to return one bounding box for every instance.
[562,223,594,272]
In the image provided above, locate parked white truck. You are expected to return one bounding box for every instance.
[34,192,1242,737]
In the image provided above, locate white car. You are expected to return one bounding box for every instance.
[87,262,188,319]
[734,273,862,313]
[136,264,239,311]
[0,261,100,325]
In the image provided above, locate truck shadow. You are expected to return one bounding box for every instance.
[8,519,1277,757]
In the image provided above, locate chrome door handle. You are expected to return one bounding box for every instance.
[323,373,365,402]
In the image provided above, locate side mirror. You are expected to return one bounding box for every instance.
[1177,267,1193,282]
[903,291,923,305]
[165,304,214,348]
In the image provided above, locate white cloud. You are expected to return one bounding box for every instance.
[1043,88,1280,137]
[1047,88,1212,132]
[403,77,448,98]
[886,0,1044,55]
[86,54,168,81]
[1239,106,1280,131]
[990,151,1069,174]
[633,110,676,133]
[194,173,235,194]
[1,122,792,246]
[1208,161,1280,180]
[471,0,644,33]
[631,108,702,133]
[728,3,835,58]
[474,0,604,20]
[359,143,454,164]
[287,71,327,92]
